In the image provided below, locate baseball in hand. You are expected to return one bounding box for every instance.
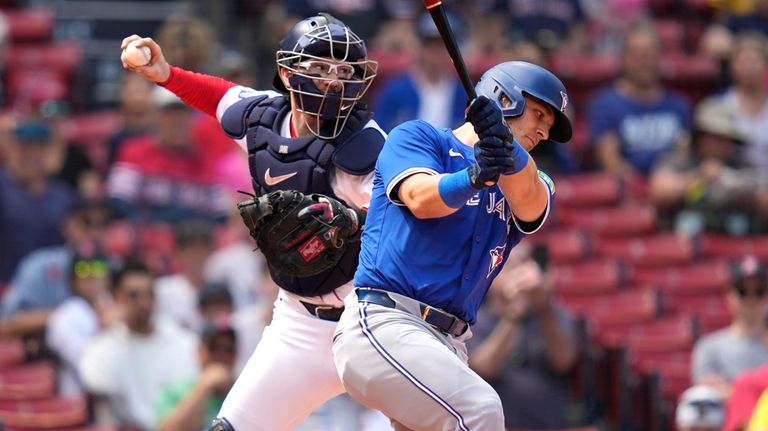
[124,41,151,66]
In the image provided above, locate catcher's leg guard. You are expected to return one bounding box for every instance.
[207,417,236,431]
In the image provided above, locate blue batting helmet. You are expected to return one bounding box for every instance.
[474,61,572,143]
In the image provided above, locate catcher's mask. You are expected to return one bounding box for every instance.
[474,61,572,143]
[274,13,378,139]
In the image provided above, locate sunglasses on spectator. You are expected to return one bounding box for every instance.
[125,288,154,300]
[296,60,356,79]
[73,260,109,279]
[207,341,236,355]
[734,285,768,299]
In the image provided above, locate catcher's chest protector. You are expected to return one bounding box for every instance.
[222,95,382,297]
[242,96,376,200]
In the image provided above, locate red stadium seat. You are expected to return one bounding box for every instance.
[540,229,591,264]
[571,287,662,335]
[593,234,697,266]
[0,396,88,428]
[7,42,83,73]
[553,258,624,296]
[0,362,56,400]
[628,260,731,295]
[699,234,768,261]
[6,8,54,42]
[0,338,25,369]
[557,205,658,236]
[553,173,622,208]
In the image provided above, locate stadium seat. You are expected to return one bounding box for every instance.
[68,111,123,169]
[628,259,731,295]
[572,287,662,335]
[553,173,622,208]
[0,338,25,369]
[557,204,658,236]
[539,228,591,264]
[553,258,624,296]
[0,362,56,400]
[0,396,88,428]
[7,42,83,73]
[593,233,697,266]
[6,8,54,42]
[699,234,768,261]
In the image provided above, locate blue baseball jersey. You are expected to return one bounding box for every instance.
[354,120,554,324]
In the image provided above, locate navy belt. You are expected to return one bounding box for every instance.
[357,289,469,337]
[300,301,345,322]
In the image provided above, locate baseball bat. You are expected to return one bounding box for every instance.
[422,0,476,100]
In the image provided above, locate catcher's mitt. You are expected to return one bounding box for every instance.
[237,190,363,277]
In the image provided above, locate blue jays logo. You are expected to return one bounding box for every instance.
[487,244,506,278]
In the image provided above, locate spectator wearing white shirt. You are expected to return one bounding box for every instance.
[79,261,200,430]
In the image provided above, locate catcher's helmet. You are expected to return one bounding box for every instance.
[273,13,377,139]
[474,61,572,143]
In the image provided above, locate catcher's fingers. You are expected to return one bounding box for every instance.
[297,200,334,222]
[119,35,171,83]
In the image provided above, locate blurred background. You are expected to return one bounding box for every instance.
[0,0,767,430]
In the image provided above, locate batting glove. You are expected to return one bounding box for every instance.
[465,96,513,141]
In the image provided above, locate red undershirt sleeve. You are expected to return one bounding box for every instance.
[158,66,237,118]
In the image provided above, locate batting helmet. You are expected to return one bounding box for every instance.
[273,13,377,139]
[474,61,572,143]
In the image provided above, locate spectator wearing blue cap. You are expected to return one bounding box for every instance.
[373,11,469,133]
[0,120,76,286]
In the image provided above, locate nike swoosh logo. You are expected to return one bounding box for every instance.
[449,148,464,158]
[264,168,298,186]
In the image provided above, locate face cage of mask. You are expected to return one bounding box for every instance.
[277,52,378,139]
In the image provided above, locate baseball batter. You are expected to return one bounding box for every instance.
[332,61,573,430]
[120,14,385,431]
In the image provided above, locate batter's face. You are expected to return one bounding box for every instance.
[504,95,555,151]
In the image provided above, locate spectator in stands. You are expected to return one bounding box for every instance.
[155,218,217,332]
[720,33,768,185]
[676,385,725,431]
[46,251,115,394]
[155,315,237,431]
[0,200,110,338]
[0,120,77,284]
[37,99,101,200]
[467,243,578,430]
[374,12,468,132]
[492,0,589,54]
[587,25,692,181]
[649,97,764,235]
[106,73,156,167]
[692,255,768,398]
[79,261,199,430]
[106,87,230,225]
[700,0,768,61]
[198,282,234,321]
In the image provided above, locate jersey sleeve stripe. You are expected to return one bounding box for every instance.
[385,167,439,206]
[510,175,554,235]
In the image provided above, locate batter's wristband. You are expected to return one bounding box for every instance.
[504,140,530,175]
[438,168,477,208]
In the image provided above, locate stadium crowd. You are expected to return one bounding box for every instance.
[0,0,767,430]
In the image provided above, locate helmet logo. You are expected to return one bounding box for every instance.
[560,91,568,112]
